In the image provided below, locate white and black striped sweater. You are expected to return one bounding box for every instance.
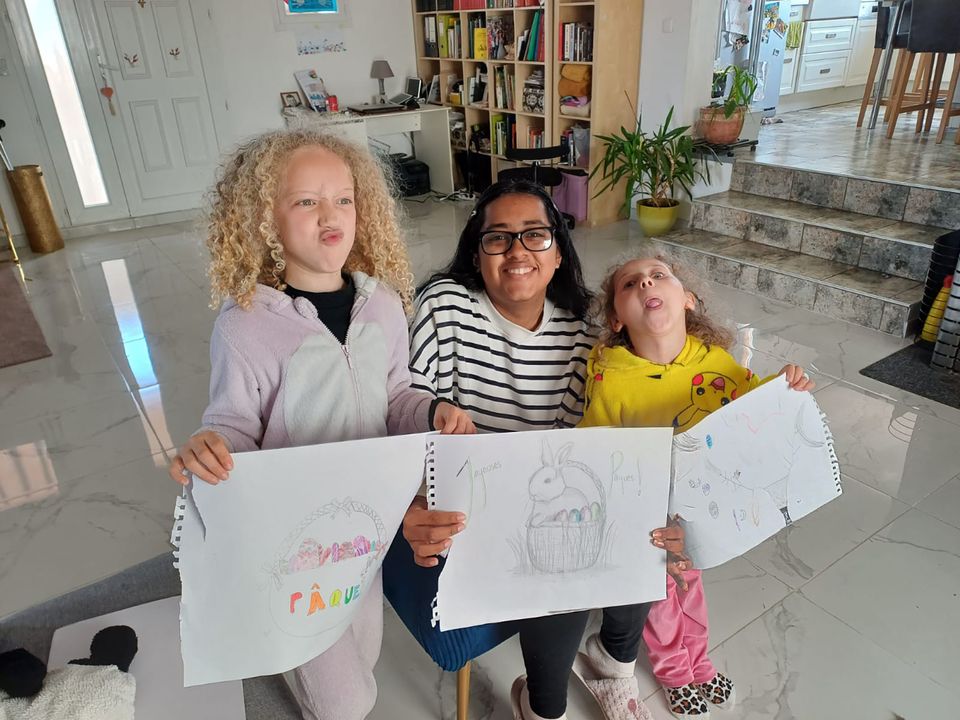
[409,279,598,433]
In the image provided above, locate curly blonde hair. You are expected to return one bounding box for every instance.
[206,129,414,311]
[596,246,735,351]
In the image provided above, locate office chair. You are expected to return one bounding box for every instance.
[500,145,577,229]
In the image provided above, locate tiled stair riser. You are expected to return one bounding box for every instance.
[692,197,937,282]
[730,161,960,228]
[656,237,918,337]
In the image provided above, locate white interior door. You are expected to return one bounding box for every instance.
[6,0,129,225]
[80,0,219,215]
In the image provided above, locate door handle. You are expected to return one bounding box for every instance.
[824,33,838,39]
[819,68,831,74]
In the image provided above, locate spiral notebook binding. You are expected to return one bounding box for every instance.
[425,438,437,510]
[170,494,187,568]
[430,595,440,628]
[818,406,842,496]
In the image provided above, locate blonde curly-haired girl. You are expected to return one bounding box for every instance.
[578,248,813,720]
[168,129,474,720]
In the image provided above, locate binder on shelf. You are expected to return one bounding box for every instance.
[473,27,488,59]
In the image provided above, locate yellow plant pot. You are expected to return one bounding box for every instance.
[636,200,680,236]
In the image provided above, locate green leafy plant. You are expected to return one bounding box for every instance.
[591,103,715,218]
[712,65,759,118]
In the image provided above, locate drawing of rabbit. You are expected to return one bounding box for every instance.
[528,440,590,527]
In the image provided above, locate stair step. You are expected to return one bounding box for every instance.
[692,190,947,282]
[730,158,960,229]
[656,229,922,337]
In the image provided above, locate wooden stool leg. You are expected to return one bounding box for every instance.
[937,58,960,143]
[457,662,471,720]
[858,48,883,127]
[924,53,947,133]
[885,50,907,122]
[912,53,930,93]
[915,54,936,133]
[887,52,916,138]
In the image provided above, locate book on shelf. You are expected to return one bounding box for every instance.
[535,9,545,61]
[437,14,461,58]
[467,15,486,57]
[473,27,488,59]
[415,0,437,12]
[524,9,543,61]
[486,15,515,60]
[423,16,439,57]
[490,113,516,156]
[526,127,544,149]
[492,66,515,109]
[559,22,594,62]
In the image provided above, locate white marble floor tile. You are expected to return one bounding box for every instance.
[707,593,958,719]
[916,475,960,531]
[132,371,212,452]
[0,452,177,618]
[0,392,164,490]
[700,557,792,649]
[745,475,908,590]
[812,383,960,505]
[801,509,960,693]
[106,329,211,390]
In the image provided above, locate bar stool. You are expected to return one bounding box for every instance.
[935,55,960,143]
[857,2,912,127]
[886,0,960,138]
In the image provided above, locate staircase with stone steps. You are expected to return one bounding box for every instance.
[656,159,959,337]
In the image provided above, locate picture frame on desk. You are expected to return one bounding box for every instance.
[281,91,304,109]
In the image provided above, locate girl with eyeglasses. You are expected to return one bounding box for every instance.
[383,180,688,720]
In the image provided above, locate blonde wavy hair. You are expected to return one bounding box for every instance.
[206,129,414,311]
[596,246,735,351]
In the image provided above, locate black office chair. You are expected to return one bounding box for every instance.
[500,145,576,229]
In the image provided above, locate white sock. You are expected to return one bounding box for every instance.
[586,633,636,679]
[521,682,567,720]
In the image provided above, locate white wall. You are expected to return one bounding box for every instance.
[636,0,721,133]
[194,0,418,149]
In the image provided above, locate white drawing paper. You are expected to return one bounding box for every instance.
[431,427,674,631]
[670,377,841,569]
[175,434,428,686]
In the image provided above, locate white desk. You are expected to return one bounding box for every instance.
[283,105,454,194]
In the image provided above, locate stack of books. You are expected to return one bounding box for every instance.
[516,9,545,61]
[558,22,593,62]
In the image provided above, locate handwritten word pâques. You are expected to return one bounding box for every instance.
[282,535,381,575]
[289,583,361,615]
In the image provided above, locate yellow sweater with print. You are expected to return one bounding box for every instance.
[579,336,767,433]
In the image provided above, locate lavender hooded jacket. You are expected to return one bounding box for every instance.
[199,272,433,452]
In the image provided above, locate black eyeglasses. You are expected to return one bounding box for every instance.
[479,227,556,255]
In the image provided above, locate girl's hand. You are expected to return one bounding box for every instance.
[402,496,466,567]
[434,401,477,435]
[168,431,233,486]
[779,364,816,392]
[652,514,692,591]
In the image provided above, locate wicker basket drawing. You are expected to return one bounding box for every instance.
[526,443,606,574]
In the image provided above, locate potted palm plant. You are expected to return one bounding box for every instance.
[592,105,713,236]
[699,65,759,145]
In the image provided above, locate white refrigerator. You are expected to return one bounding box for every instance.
[715,0,791,118]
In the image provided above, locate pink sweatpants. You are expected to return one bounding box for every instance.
[642,569,717,688]
[289,571,384,720]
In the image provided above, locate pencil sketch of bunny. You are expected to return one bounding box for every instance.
[528,440,590,527]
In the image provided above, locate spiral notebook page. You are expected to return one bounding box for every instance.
[431,427,673,631]
[670,376,842,569]
[173,433,428,686]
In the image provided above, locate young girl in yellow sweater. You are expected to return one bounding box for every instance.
[579,250,813,720]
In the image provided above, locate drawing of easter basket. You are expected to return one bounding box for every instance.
[526,442,607,574]
[265,498,387,637]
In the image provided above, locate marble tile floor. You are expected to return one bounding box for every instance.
[740,100,960,193]
[2,200,959,719]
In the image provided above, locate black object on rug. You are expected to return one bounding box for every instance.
[860,343,960,410]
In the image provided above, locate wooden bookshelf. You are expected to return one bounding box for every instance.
[412,0,642,225]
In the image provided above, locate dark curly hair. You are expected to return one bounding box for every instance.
[420,179,593,319]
